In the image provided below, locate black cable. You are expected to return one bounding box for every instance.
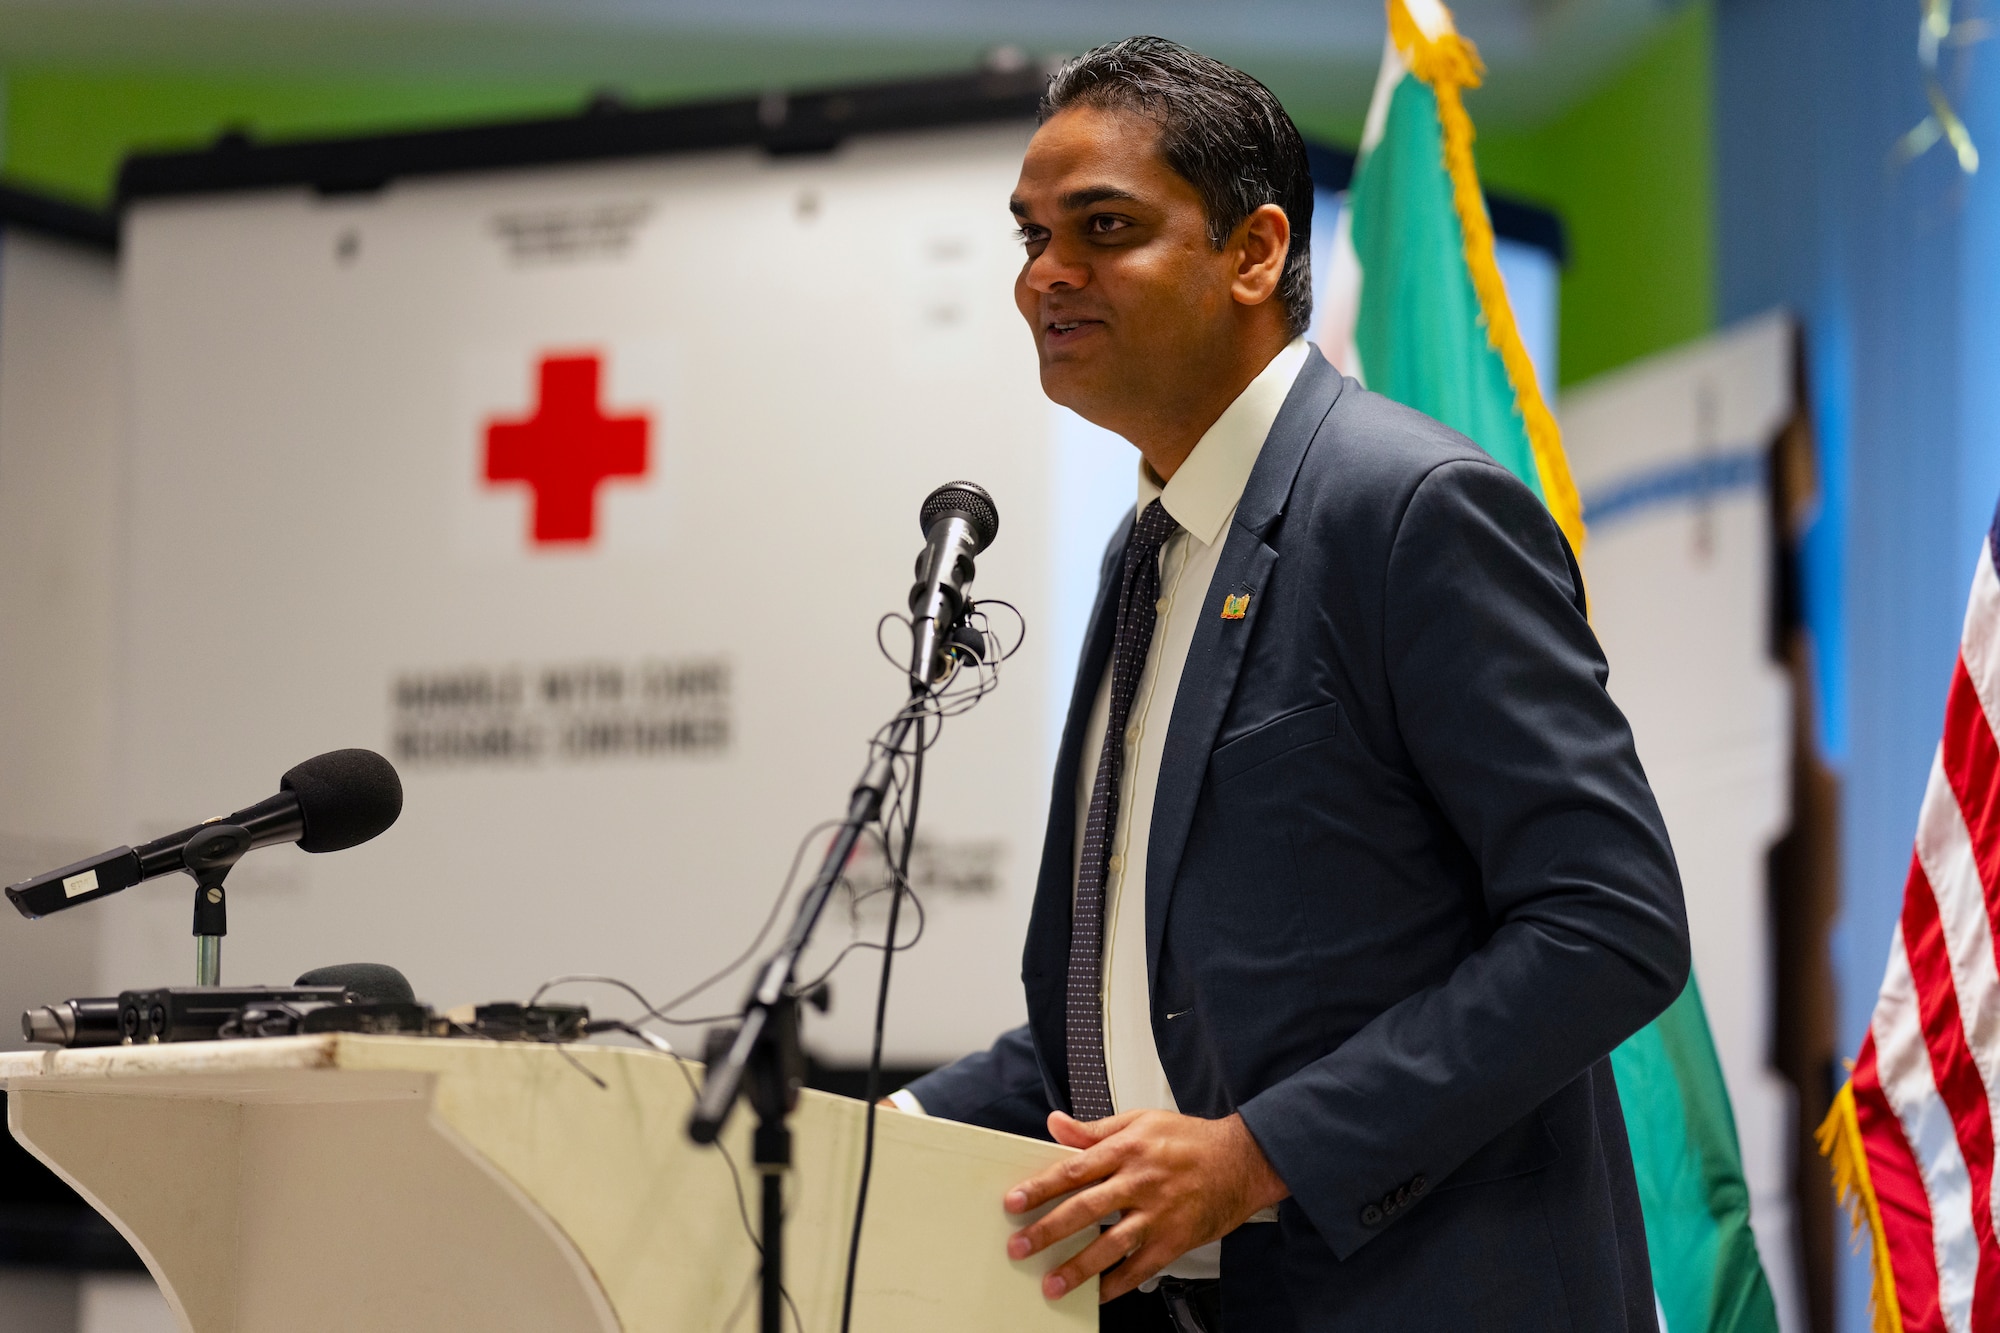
[528,819,845,1027]
[666,1050,805,1333]
[570,1017,804,1333]
[533,590,1017,1332]
[792,883,927,998]
[554,1042,608,1089]
[530,974,670,1019]
[840,712,923,1333]
[640,818,845,1020]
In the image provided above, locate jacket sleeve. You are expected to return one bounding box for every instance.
[1235,458,1690,1260]
[899,1024,1055,1141]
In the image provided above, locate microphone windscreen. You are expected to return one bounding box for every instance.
[919,482,999,554]
[280,748,403,853]
[294,962,415,1004]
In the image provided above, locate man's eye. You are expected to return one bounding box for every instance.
[1088,215,1129,235]
[1015,226,1048,248]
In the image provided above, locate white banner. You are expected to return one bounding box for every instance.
[111,126,1104,1064]
[0,230,124,1052]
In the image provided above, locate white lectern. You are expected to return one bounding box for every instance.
[0,1034,1096,1331]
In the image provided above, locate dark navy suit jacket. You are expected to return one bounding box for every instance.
[906,352,1688,1330]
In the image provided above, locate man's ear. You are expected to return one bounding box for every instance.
[1231,203,1291,308]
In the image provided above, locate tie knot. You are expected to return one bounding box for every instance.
[1132,499,1179,554]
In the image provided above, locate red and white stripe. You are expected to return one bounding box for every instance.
[1857,531,2000,1333]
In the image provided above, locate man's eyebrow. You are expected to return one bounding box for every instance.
[1009,185,1143,219]
[1059,186,1141,211]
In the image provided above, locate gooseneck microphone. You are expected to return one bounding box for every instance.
[907,482,999,691]
[4,748,403,920]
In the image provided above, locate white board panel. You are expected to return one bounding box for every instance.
[1561,310,1803,1333]
[111,127,1072,1065]
[0,230,123,1051]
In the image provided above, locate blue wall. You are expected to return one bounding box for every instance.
[1718,2,2000,1328]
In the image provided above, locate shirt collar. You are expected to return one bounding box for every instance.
[1137,337,1312,547]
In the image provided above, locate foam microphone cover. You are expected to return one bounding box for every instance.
[295,962,416,1004]
[280,748,403,853]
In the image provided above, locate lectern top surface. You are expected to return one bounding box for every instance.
[0,1034,340,1082]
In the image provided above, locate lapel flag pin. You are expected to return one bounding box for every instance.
[1220,592,1251,620]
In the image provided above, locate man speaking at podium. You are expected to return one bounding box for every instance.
[892,38,1688,1332]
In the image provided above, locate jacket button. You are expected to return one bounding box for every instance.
[1360,1203,1384,1228]
[1411,1174,1429,1198]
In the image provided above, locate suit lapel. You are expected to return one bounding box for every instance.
[1145,353,1346,970]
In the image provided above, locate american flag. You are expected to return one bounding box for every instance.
[1823,501,2000,1333]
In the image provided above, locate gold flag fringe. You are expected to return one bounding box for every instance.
[1817,1080,1904,1333]
[1384,0,1587,560]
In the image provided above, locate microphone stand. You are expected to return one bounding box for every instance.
[182,824,254,986]
[687,689,928,1333]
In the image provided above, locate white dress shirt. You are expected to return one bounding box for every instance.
[1069,337,1309,1279]
[894,337,1311,1282]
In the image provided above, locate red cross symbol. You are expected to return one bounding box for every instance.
[484,353,650,545]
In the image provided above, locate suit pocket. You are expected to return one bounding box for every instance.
[1210,701,1343,785]
[1436,1106,1561,1193]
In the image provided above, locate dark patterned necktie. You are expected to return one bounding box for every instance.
[1066,498,1181,1120]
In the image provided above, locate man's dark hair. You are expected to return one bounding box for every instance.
[1042,36,1315,338]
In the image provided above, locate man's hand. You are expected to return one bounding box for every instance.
[1004,1109,1288,1303]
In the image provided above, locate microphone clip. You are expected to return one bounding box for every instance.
[183,823,251,986]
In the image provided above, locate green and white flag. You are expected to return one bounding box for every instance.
[1318,0,1581,551]
[1317,5,1780,1330]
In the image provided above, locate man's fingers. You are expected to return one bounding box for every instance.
[1007,1177,1133,1260]
[1006,1159,1091,1215]
[1038,1216,1146,1301]
[1045,1111,1101,1148]
[1047,1109,1135,1149]
[1002,1107,1280,1302]
[1005,1131,1132,1214]
[1096,1245,1173,1304]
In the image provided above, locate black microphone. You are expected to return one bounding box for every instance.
[21,996,121,1047]
[907,482,999,690]
[4,749,403,920]
[294,962,415,1004]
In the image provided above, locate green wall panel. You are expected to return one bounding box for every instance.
[1291,3,1715,388]
[1476,2,1716,386]
[0,5,1712,389]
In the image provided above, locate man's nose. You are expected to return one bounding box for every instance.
[1024,242,1086,294]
